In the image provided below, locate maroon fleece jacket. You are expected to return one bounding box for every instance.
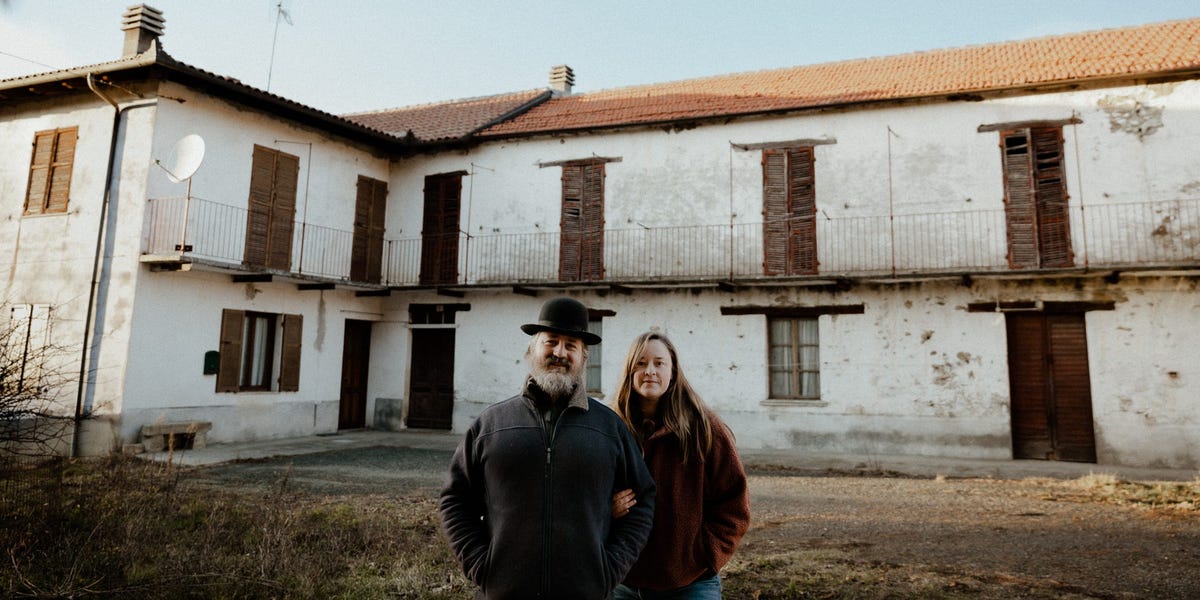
[622,408,751,590]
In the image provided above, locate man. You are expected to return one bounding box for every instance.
[439,297,656,600]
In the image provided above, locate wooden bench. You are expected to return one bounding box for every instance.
[140,421,212,452]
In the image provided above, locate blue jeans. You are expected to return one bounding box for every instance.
[612,573,723,600]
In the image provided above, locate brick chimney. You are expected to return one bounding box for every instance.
[121,4,165,57]
[549,65,574,96]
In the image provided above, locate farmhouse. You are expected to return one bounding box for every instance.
[2,6,1198,468]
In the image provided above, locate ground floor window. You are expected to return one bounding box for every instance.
[768,316,820,400]
[218,309,301,392]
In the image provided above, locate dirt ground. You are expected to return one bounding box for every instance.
[192,446,1200,599]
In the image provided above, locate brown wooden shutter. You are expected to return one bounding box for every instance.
[419,174,461,285]
[279,313,302,392]
[580,163,605,280]
[351,176,387,283]
[24,128,76,215]
[367,178,387,283]
[1001,127,1072,269]
[244,145,299,270]
[217,309,244,393]
[245,146,275,267]
[762,149,789,275]
[787,147,818,275]
[1031,127,1072,268]
[559,165,584,281]
[268,152,299,270]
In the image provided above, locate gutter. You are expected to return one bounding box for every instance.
[72,73,156,457]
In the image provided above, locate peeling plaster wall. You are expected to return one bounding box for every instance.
[425,277,1198,468]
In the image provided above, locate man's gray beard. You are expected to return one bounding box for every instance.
[530,369,576,398]
[530,364,581,400]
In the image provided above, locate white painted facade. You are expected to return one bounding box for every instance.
[3,44,1197,468]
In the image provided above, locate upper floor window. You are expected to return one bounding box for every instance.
[244,145,300,271]
[420,172,463,285]
[999,126,1073,269]
[762,147,818,276]
[24,127,78,216]
[352,175,388,284]
[560,161,606,282]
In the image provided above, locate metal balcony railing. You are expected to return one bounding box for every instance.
[143,196,1200,287]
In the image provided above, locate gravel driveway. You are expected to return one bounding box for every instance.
[192,445,1200,599]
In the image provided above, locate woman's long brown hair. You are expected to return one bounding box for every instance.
[613,331,712,464]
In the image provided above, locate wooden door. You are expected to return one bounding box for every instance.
[407,328,454,429]
[1006,312,1096,462]
[338,320,372,429]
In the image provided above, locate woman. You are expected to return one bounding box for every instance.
[610,331,751,599]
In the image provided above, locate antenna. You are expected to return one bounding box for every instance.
[267,1,294,90]
[154,134,206,253]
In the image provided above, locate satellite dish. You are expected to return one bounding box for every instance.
[158,134,206,183]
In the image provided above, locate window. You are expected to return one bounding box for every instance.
[585,317,603,395]
[762,147,817,275]
[999,127,1073,268]
[560,162,605,281]
[217,309,302,392]
[244,145,300,270]
[420,173,463,285]
[3,304,53,397]
[24,127,77,216]
[351,175,388,283]
[768,317,820,400]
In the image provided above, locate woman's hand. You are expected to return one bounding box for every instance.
[611,488,636,518]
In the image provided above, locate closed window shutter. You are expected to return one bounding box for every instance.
[367,178,387,283]
[419,174,461,285]
[1001,130,1038,268]
[1001,127,1073,269]
[559,165,584,281]
[268,152,299,270]
[244,145,299,270]
[278,313,302,392]
[787,147,818,275]
[24,128,77,215]
[245,146,275,266]
[217,309,244,393]
[559,163,605,281]
[580,163,605,280]
[351,176,388,283]
[1031,127,1072,267]
[762,149,789,275]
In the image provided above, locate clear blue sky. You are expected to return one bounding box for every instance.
[2,1,1198,115]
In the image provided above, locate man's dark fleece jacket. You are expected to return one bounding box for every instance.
[439,377,656,600]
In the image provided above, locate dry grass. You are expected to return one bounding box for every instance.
[2,458,1196,599]
[0,456,471,599]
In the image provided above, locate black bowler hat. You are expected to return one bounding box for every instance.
[521,297,601,345]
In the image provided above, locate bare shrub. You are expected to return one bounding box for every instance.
[1,302,78,463]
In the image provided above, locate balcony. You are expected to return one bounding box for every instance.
[143,196,1200,289]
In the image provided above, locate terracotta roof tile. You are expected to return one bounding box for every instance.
[481,18,1200,137]
[343,89,551,142]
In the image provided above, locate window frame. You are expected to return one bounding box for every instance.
[23,127,78,216]
[767,316,822,404]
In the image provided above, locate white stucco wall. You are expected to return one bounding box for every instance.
[382,78,1200,469]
